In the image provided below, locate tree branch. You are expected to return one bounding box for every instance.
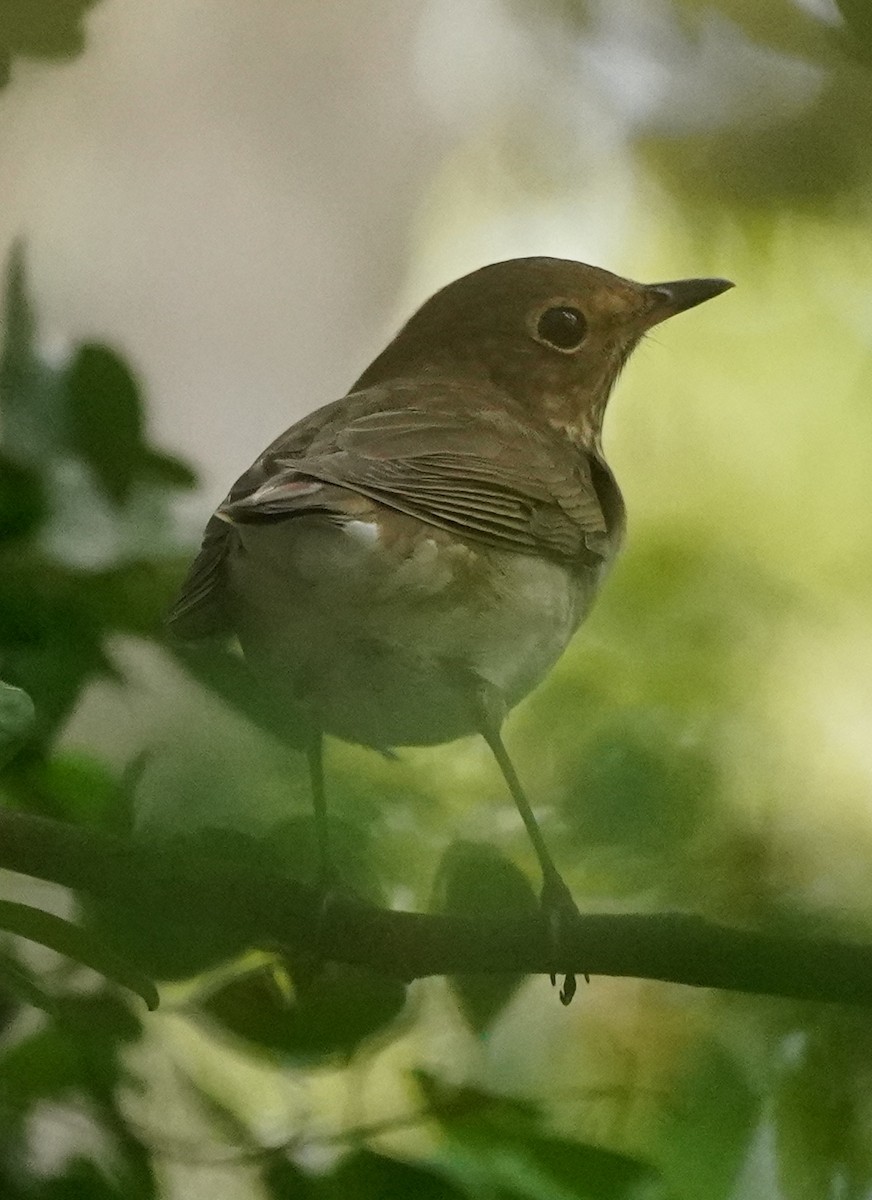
[0,807,870,1004]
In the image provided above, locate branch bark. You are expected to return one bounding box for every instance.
[0,806,870,1004]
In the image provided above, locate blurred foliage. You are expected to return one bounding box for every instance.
[2,0,872,1196]
[431,841,538,1031]
[85,816,384,982]
[0,0,101,89]
[659,0,872,215]
[201,959,408,1064]
[504,0,872,228]
[654,1036,759,1200]
[0,244,194,753]
[0,992,154,1199]
[414,1073,661,1199]
[774,1009,872,1199]
[0,678,34,767]
[0,897,157,1010]
[0,247,182,1196]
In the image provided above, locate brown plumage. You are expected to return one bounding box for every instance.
[168,256,732,1002]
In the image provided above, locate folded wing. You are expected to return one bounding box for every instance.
[167,386,608,640]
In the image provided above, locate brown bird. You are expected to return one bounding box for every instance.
[168,257,732,1002]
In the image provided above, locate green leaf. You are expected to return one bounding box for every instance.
[86,819,383,983]
[84,829,260,981]
[268,814,385,899]
[34,750,125,828]
[0,991,143,1104]
[431,841,538,1032]
[61,342,197,507]
[774,1016,872,1200]
[0,569,110,750]
[0,950,56,1013]
[654,1038,759,1200]
[167,642,309,747]
[203,959,407,1064]
[140,448,197,490]
[0,1024,83,1106]
[77,557,190,638]
[262,1156,321,1198]
[0,993,146,1182]
[29,1158,139,1200]
[562,711,715,852]
[54,991,143,1043]
[64,343,146,506]
[836,0,872,65]
[419,1075,660,1199]
[0,678,34,766]
[0,899,158,1010]
[329,1150,467,1200]
[0,452,48,541]
[0,1,100,81]
[0,242,67,461]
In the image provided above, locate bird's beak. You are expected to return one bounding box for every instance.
[642,277,734,329]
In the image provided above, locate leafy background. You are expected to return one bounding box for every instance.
[2,1,872,1197]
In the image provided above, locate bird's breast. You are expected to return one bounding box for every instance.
[227,512,602,746]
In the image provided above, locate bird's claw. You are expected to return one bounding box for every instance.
[541,871,581,1005]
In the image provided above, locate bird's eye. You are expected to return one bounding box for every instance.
[536,306,587,352]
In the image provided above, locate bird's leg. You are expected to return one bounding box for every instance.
[477,701,580,1005]
[299,730,345,987]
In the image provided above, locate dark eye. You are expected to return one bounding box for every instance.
[536,306,587,351]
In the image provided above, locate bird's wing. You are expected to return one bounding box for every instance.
[222,401,608,563]
[165,515,234,639]
[167,385,611,640]
[165,393,368,640]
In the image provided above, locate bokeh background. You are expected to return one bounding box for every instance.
[2,2,872,1197]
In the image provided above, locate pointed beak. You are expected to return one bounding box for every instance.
[642,277,734,329]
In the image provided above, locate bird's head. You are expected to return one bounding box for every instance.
[355,256,733,450]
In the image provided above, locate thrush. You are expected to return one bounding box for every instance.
[168,257,732,1003]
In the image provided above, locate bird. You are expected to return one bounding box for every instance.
[167,256,733,1003]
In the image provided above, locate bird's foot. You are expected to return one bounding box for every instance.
[540,870,582,1005]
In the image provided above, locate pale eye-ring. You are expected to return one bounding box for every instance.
[536,306,587,352]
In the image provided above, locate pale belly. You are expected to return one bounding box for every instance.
[226,516,602,748]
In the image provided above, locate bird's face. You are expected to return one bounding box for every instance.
[356,257,732,450]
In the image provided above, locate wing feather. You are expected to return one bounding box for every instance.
[168,382,613,639]
[166,516,232,639]
[224,400,606,563]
